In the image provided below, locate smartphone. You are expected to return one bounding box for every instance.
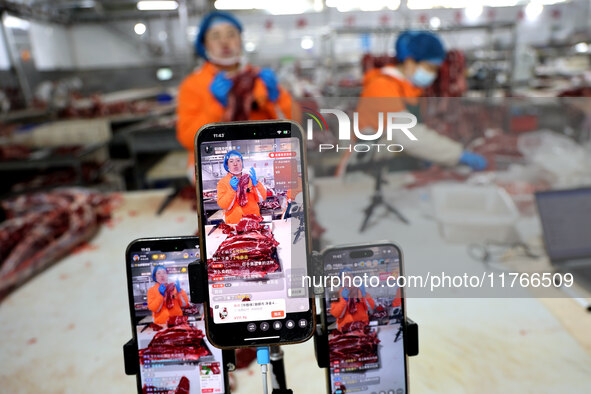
[322,242,408,394]
[126,237,229,394]
[194,120,315,348]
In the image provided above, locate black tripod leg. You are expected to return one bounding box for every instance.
[383,201,410,224]
[360,198,378,232]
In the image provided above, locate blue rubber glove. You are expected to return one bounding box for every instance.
[259,68,279,103]
[359,284,367,297]
[249,167,258,186]
[210,72,233,107]
[341,288,350,301]
[175,280,181,293]
[158,283,166,296]
[229,176,239,191]
[459,151,488,171]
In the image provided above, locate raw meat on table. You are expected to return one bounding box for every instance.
[0,188,117,301]
[208,222,280,279]
[328,321,380,367]
[167,315,188,327]
[139,324,210,364]
[235,214,264,233]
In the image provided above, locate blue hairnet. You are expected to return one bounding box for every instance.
[395,31,418,62]
[152,265,167,282]
[395,30,446,66]
[195,11,243,59]
[223,150,243,172]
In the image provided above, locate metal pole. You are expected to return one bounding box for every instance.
[1,12,33,107]
[269,345,287,391]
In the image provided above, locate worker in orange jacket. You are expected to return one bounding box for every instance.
[338,31,487,175]
[331,268,375,330]
[217,150,266,224]
[176,11,301,180]
[147,265,189,325]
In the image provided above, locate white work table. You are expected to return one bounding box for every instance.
[0,177,590,393]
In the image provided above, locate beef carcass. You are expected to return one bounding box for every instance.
[138,324,210,364]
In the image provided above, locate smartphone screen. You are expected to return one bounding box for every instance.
[196,121,313,347]
[126,237,227,393]
[323,243,408,394]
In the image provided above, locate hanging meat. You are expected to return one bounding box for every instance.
[423,49,467,97]
[224,66,259,121]
[138,324,210,364]
[0,188,117,302]
[164,283,177,309]
[236,173,251,207]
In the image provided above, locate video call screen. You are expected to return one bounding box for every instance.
[199,136,309,325]
[129,247,225,394]
[324,245,407,394]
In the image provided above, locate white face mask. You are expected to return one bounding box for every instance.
[410,66,437,87]
[207,52,243,67]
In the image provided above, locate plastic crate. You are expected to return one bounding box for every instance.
[431,184,519,243]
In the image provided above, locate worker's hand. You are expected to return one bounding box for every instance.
[230,176,239,191]
[210,72,233,107]
[459,151,488,171]
[258,68,279,103]
[175,280,182,293]
[158,283,167,296]
[341,287,350,301]
[249,167,258,186]
[359,284,367,297]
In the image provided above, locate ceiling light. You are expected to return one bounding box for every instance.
[301,36,314,50]
[575,42,589,53]
[3,15,30,30]
[525,1,543,21]
[429,16,441,29]
[465,4,483,20]
[134,23,147,35]
[137,1,179,11]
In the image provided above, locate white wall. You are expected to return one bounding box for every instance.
[29,21,74,70]
[69,24,152,68]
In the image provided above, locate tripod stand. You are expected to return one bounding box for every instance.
[359,167,409,232]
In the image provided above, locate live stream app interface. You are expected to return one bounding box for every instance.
[130,247,225,394]
[200,136,309,325]
[324,246,406,394]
